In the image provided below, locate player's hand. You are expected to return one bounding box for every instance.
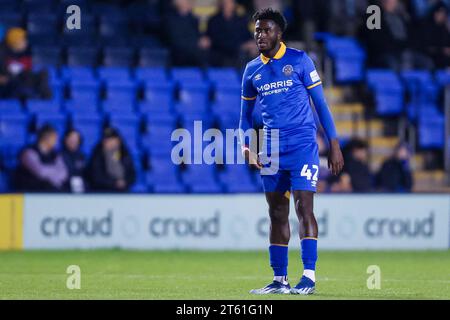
[242,148,263,170]
[328,139,344,176]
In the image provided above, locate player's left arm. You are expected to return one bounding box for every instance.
[301,53,344,175]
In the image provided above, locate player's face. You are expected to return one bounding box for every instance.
[254,19,280,53]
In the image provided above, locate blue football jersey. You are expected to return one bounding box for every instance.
[241,42,322,151]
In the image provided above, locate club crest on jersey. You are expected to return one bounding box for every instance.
[282,64,293,76]
[255,73,262,81]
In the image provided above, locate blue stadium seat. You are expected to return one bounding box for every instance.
[326,37,366,83]
[64,98,98,114]
[72,112,104,127]
[61,34,97,47]
[69,80,101,101]
[102,98,136,115]
[0,114,29,142]
[436,70,450,87]
[138,98,174,115]
[71,121,103,155]
[0,99,23,115]
[103,47,135,67]
[0,13,22,29]
[67,47,99,67]
[90,1,123,16]
[143,84,174,110]
[418,105,445,149]
[99,16,129,38]
[109,113,140,131]
[213,91,240,115]
[98,67,131,83]
[35,113,67,136]
[27,99,61,114]
[374,93,404,116]
[141,128,176,158]
[171,67,204,84]
[367,69,401,87]
[179,112,214,129]
[26,14,58,35]
[334,59,365,83]
[23,0,55,13]
[0,0,20,12]
[139,105,178,127]
[401,70,433,86]
[135,67,168,83]
[32,46,62,67]
[0,139,24,171]
[28,34,59,46]
[217,113,239,131]
[366,69,404,116]
[105,81,137,102]
[177,81,210,112]
[219,165,259,193]
[143,110,177,127]
[401,70,437,99]
[146,168,186,193]
[207,67,240,89]
[44,66,62,85]
[182,165,223,193]
[130,35,162,49]
[138,48,169,67]
[130,169,147,193]
[61,66,97,82]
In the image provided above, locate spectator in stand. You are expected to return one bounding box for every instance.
[327,172,353,193]
[15,125,68,192]
[0,27,51,99]
[361,0,411,70]
[86,127,136,192]
[343,138,373,192]
[207,0,257,67]
[61,129,87,193]
[376,142,413,192]
[328,0,368,36]
[417,1,450,69]
[164,0,211,66]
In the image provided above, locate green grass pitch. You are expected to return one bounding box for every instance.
[0,250,449,299]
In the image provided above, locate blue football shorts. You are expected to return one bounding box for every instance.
[260,141,320,193]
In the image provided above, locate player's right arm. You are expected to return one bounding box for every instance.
[239,64,262,169]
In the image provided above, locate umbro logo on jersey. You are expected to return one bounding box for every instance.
[255,74,262,81]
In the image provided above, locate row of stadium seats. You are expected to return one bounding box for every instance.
[0,0,160,22]
[0,65,263,193]
[366,69,449,149]
[323,35,367,84]
[32,46,169,68]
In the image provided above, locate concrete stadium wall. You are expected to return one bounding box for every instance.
[1,194,449,250]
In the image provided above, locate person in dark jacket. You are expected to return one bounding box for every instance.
[0,27,51,99]
[206,0,256,67]
[376,142,413,192]
[86,127,136,192]
[164,0,211,66]
[361,0,411,70]
[61,129,87,193]
[416,1,450,69]
[343,138,373,192]
[15,125,68,192]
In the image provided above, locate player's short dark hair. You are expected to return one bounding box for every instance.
[252,8,287,33]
